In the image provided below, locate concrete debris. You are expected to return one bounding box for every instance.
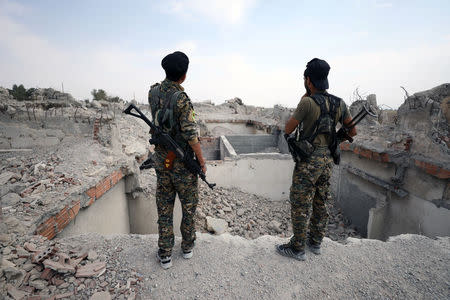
[2,266,23,281]
[196,184,361,241]
[1,192,22,207]
[75,261,107,278]
[0,235,135,299]
[88,250,98,261]
[43,259,75,274]
[32,247,56,264]
[0,171,18,185]
[90,291,112,300]
[7,284,28,300]
[24,242,38,252]
[267,220,282,233]
[206,216,228,235]
[29,279,48,290]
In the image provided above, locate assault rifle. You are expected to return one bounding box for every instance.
[123,104,216,189]
[336,104,377,143]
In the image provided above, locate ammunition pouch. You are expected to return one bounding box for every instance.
[286,135,315,162]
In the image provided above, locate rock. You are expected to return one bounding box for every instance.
[43,259,75,274]
[1,258,15,268]
[7,284,29,300]
[33,163,46,176]
[29,279,48,290]
[3,266,24,281]
[124,142,147,158]
[3,247,12,255]
[1,192,21,206]
[23,263,35,272]
[90,291,112,300]
[236,208,245,217]
[206,217,228,235]
[76,261,106,278]
[88,250,98,261]
[223,206,232,213]
[16,246,29,257]
[268,220,282,233]
[0,171,16,185]
[60,282,70,289]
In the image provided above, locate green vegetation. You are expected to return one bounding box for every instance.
[8,84,28,101]
[91,89,122,102]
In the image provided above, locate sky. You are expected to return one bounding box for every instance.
[0,0,449,108]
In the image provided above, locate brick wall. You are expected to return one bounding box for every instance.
[339,142,450,179]
[35,169,124,239]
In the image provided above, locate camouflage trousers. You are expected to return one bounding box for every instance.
[155,160,199,257]
[289,148,333,251]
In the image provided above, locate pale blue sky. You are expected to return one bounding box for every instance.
[1,0,449,108]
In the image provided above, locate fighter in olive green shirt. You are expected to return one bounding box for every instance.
[291,96,351,147]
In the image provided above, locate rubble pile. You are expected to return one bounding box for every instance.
[0,235,142,299]
[29,88,75,102]
[195,182,361,241]
[397,83,449,158]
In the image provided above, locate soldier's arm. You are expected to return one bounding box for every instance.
[177,93,207,172]
[285,118,300,134]
[285,96,311,134]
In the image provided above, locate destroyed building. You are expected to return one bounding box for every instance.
[0,84,449,299]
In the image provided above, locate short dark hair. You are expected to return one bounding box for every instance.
[161,51,189,81]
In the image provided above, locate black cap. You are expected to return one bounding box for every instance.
[304,58,330,90]
[161,51,189,81]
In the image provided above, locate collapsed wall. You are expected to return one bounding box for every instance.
[333,84,450,239]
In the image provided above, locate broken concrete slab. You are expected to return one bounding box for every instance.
[75,261,106,278]
[0,171,17,185]
[1,192,21,206]
[7,284,29,300]
[70,252,88,268]
[3,266,24,281]
[42,259,75,274]
[29,279,48,290]
[24,242,38,252]
[32,247,56,264]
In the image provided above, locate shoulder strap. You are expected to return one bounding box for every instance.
[306,93,328,143]
[149,84,160,120]
[159,90,184,129]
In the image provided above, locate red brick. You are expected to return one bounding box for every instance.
[95,177,111,199]
[40,268,55,280]
[436,168,450,179]
[340,142,351,151]
[68,202,80,218]
[380,153,389,163]
[415,160,440,176]
[372,152,381,161]
[359,149,372,159]
[86,187,96,199]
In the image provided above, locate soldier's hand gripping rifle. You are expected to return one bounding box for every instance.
[336,104,377,143]
[123,104,216,189]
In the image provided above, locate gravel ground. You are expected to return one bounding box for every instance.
[61,232,450,299]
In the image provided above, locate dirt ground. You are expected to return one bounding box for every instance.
[61,232,450,299]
